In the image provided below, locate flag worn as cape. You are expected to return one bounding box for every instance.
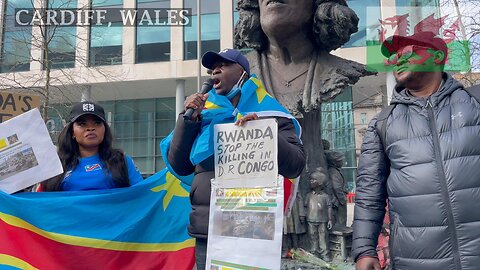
[161,74,301,212]
[0,168,195,270]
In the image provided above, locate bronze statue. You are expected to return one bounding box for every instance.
[305,168,333,261]
[326,149,348,226]
[234,0,373,191]
[235,1,372,260]
[283,191,307,253]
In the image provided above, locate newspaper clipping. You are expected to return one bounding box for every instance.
[207,119,283,270]
[0,109,63,193]
[206,181,284,270]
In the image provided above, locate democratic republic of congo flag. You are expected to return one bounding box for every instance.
[0,168,195,270]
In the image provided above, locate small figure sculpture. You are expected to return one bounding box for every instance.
[283,191,307,252]
[305,168,333,261]
[326,149,348,226]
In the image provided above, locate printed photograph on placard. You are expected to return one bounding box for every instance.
[0,143,39,180]
[213,211,275,240]
[7,134,19,145]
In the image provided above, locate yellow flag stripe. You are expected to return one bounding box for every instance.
[0,212,195,252]
[205,101,221,109]
[0,254,39,270]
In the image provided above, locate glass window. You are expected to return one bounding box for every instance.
[136,0,171,63]
[44,0,77,69]
[396,0,440,31]
[396,0,439,7]
[45,26,77,69]
[90,24,123,66]
[111,98,175,176]
[1,30,32,72]
[48,0,76,8]
[233,0,239,26]
[360,112,367,124]
[92,0,122,6]
[183,0,220,60]
[321,86,357,192]
[45,103,70,141]
[89,0,123,66]
[1,0,33,72]
[343,0,381,48]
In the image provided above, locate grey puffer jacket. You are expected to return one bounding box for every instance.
[168,114,305,239]
[352,73,480,270]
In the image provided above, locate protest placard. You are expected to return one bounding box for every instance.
[0,91,41,123]
[213,118,278,188]
[0,108,63,193]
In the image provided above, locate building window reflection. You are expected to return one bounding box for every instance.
[183,0,220,60]
[396,0,440,28]
[44,0,77,69]
[233,0,239,26]
[396,0,439,7]
[136,0,171,63]
[0,0,33,72]
[321,87,357,192]
[343,0,381,48]
[89,0,123,66]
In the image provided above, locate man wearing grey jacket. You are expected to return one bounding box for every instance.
[352,31,480,270]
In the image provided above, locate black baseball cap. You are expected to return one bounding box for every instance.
[202,48,250,75]
[69,101,106,123]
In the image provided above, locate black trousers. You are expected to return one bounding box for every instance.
[195,238,207,270]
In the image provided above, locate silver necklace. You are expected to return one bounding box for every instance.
[260,50,317,99]
[268,59,310,88]
[284,69,309,87]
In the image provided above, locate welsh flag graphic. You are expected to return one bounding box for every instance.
[366,6,471,72]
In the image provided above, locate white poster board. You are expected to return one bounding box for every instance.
[213,119,278,188]
[0,108,63,193]
[206,177,284,270]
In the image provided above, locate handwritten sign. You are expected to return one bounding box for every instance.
[0,91,41,123]
[214,119,278,188]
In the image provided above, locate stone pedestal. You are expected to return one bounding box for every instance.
[281,258,355,270]
[329,225,353,260]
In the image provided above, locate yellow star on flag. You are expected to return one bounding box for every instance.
[151,172,189,210]
[235,112,244,121]
[252,77,270,104]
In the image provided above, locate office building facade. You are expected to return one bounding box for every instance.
[0,0,441,190]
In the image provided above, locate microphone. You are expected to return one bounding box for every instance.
[183,78,214,120]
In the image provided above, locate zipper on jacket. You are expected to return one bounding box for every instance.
[425,99,433,109]
[425,99,462,270]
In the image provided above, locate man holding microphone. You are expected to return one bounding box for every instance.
[161,48,306,269]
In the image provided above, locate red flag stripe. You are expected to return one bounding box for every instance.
[0,219,195,270]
